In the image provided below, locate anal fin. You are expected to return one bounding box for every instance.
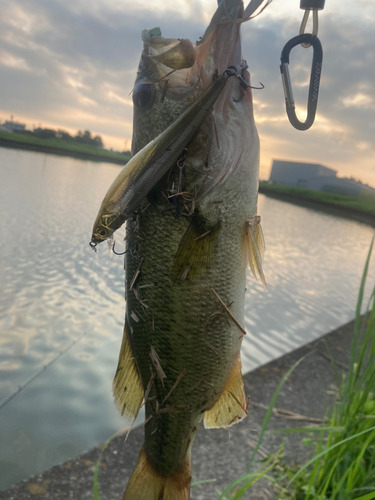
[204,354,247,429]
[113,324,143,420]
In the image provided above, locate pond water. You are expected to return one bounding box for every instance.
[0,148,374,490]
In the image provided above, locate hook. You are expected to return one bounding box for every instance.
[112,241,128,256]
[280,33,323,131]
[223,65,265,91]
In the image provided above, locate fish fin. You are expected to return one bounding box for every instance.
[113,324,143,420]
[172,219,220,281]
[245,216,267,290]
[123,445,191,500]
[204,354,247,429]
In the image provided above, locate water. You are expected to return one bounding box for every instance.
[0,148,374,490]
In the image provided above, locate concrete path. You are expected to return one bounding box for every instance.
[1,320,355,500]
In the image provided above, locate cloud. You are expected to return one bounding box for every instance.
[0,0,374,185]
[0,49,30,70]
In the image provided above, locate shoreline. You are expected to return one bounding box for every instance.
[0,138,129,166]
[0,319,356,499]
[259,184,375,228]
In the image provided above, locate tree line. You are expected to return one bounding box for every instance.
[18,127,104,148]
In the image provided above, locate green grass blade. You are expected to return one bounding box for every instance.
[93,427,130,500]
[266,426,344,434]
[247,353,310,471]
[286,426,375,489]
[191,479,217,486]
[346,430,375,490]
[227,467,276,500]
[347,238,374,397]
[216,473,264,500]
[353,493,375,500]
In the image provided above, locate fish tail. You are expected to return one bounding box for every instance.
[123,446,191,500]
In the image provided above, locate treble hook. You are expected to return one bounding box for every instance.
[224,66,264,91]
[280,33,323,131]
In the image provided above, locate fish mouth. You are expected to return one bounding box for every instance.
[141,0,245,92]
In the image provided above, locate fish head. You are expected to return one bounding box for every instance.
[131,0,259,199]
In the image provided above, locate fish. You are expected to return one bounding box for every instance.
[108,1,269,499]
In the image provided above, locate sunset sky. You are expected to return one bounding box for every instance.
[0,0,374,185]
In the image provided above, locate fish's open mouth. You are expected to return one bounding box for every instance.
[140,0,271,94]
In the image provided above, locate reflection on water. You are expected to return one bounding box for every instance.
[242,197,374,371]
[0,148,374,490]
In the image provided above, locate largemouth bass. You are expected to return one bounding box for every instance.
[109,1,268,498]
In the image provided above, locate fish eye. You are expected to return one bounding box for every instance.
[132,83,155,110]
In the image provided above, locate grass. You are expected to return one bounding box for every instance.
[259,181,375,216]
[0,130,130,163]
[215,240,375,500]
[93,427,130,500]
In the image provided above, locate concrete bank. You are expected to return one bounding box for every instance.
[1,320,355,500]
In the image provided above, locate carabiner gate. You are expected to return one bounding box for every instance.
[280,33,323,131]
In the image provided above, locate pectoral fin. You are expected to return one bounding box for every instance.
[172,219,220,281]
[113,324,144,420]
[204,355,247,428]
[245,216,266,289]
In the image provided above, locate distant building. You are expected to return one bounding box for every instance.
[0,120,26,133]
[269,159,375,198]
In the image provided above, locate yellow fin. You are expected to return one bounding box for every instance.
[172,220,219,281]
[113,324,143,420]
[123,446,191,500]
[204,355,247,429]
[245,216,267,289]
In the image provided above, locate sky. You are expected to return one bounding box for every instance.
[0,0,374,184]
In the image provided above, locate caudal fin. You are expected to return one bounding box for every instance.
[123,446,191,500]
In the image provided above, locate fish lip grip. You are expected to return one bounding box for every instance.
[280,33,323,131]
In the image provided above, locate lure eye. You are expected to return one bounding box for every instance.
[97,228,107,238]
[132,83,155,110]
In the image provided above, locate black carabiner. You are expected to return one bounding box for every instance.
[280,33,323,131]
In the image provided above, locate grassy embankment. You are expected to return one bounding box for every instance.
[216,242,375,500]
[259,181,375,217]
[0,130,131,165]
